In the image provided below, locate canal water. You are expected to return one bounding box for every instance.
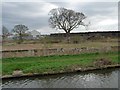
[2,68,120,88]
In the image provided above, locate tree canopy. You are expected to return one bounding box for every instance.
[48,8,87,43]
[2,26,10,40]
[12,24,29,43]
[49,8,86,34]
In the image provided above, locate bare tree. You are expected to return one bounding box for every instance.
[2,26,10,40]
[48,8,87,43]
[12,24,29,44]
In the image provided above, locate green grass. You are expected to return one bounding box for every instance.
[2,51,120,75]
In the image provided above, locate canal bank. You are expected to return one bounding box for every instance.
[2,67,120,88]
[2,51,119,79]
[2,64,120,79]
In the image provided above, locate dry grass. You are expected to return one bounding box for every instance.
[2,41,118,51]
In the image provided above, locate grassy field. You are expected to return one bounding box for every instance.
[2,51,119,75]
[2,40,118,51]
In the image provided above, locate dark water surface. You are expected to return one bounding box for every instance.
[2,68,120,88]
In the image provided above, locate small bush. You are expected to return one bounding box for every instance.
[94,58,112,67]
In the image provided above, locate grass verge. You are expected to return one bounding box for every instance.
[2,51,120,75]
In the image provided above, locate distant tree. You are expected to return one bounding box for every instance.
[12,24,29,44]
[2,26,10,40]
[48,7,87,43]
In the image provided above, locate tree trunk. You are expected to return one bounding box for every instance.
[18,34,23,44]
[66,32,70,43]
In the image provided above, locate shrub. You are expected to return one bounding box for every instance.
[94,58,112,67]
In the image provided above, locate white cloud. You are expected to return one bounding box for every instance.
[39,3,58,16]
[98,19,118,26]
[37,26,60,35]
[3,2,58,18]
[21,3,58,18]
[2,0,120,2]
[2,2,118,34]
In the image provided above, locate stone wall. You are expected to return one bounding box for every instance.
[2,46,119,58]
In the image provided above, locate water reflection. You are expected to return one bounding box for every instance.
[2,68,119,88]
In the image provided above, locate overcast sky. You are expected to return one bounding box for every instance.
[2,0,118,35]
